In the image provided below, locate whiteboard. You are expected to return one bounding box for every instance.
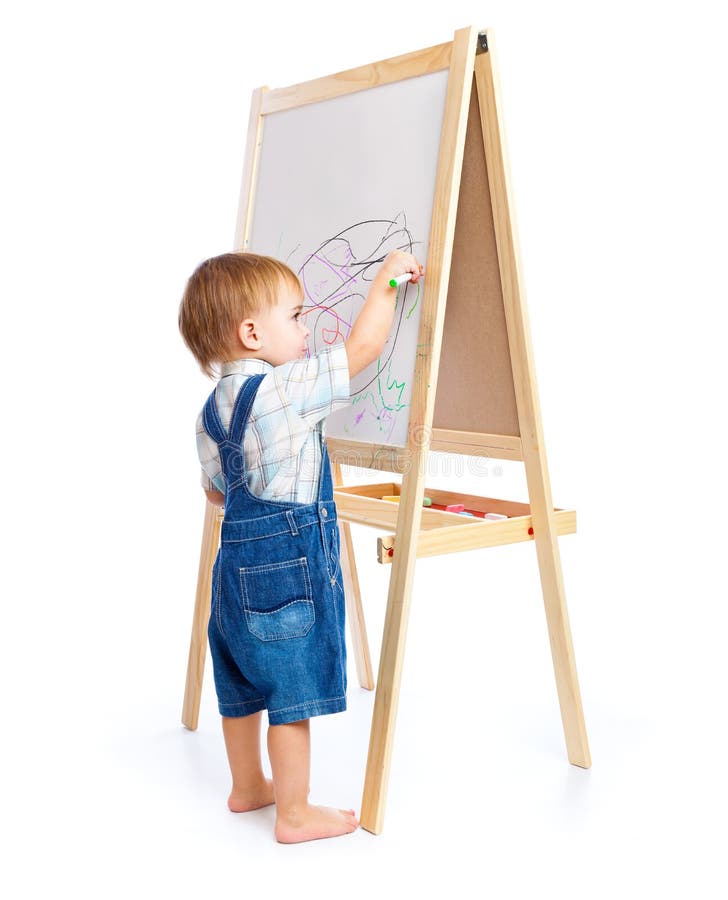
[248,69,449,447]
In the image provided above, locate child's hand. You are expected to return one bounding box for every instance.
[377,250,425,286]
[347,250,426,378]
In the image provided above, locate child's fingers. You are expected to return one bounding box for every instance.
[384,250,425,280]
[408,258,425,280]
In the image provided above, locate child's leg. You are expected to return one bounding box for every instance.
[221,712,275,812]
[267,718,358,844]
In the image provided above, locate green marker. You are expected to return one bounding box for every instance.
[389,273,413,288]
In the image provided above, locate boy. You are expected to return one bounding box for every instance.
[178,249,425,843]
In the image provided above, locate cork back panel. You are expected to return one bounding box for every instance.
[433,75,519,437]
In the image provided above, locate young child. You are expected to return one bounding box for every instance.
[178,249,425,843]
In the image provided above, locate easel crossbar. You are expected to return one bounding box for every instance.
[376,509,576,563]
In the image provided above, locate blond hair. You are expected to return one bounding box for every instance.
[178,252,302,378]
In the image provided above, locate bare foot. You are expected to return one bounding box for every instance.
[275,804,359,843]
[228,777,275,813]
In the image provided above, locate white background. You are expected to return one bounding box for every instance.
[2,1,726,897]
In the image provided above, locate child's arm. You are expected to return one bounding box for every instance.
[205,489,225,507]
[344,250,424,378]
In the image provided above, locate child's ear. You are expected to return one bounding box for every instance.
[238,319,262,351]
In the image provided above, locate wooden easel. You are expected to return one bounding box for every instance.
[182,26,590,836]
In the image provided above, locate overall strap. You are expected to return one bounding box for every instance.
[201,387,227,445]
[227,373,266,448]
[201,372,267,448]
[201,373,267,492]
[316,428,334,501]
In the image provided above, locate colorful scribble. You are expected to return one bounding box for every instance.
[285,213,423,443]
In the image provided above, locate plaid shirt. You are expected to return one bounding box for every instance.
[196,344,350,504]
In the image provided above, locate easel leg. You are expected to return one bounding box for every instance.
[360,469,421,834]
[332,462,374,691]
[532,520,591,767]
[339,520,375,690]
[182,500,223,730]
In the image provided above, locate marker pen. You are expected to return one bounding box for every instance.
[389,273,413,288]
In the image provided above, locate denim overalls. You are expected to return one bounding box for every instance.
[202,373,347,726]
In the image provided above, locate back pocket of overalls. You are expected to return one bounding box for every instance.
[239,558,315,641]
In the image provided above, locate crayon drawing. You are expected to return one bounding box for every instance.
[284,212,424,446]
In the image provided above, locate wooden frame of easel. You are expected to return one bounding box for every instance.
[182,25,590,836]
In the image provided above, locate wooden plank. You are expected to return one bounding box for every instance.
[333,492,401,529]
[234,86,268,252]
[377,509,576,563]
[334,482,399,499]
[261,42,452,115]
[327,438,411,474]
[328,434,523,478]
[475,39,590,768]
[430,428,523,459]
[332,463,374,691]
[182,501,223,729]
[333,489,483,530]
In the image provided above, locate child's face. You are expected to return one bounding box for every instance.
[245,281,310,366]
